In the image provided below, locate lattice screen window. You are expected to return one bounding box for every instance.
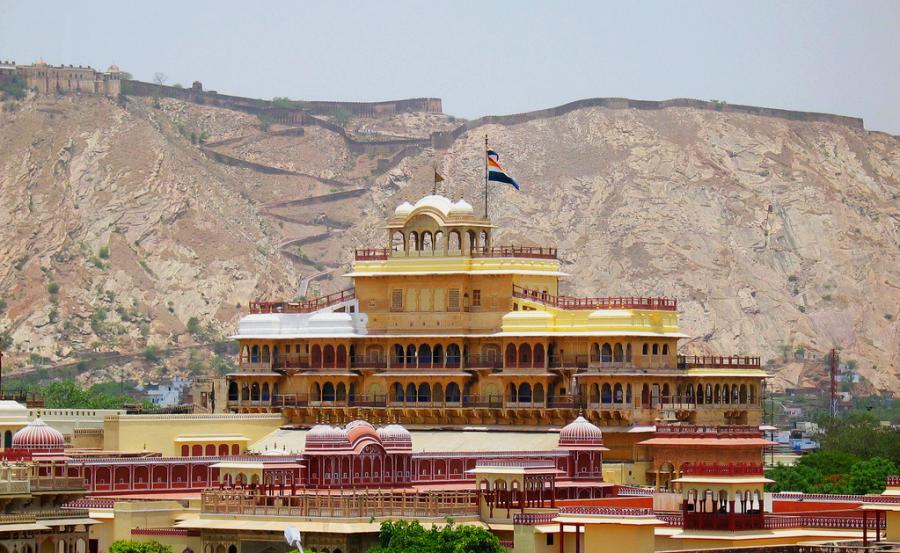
[448,288,460,312]
[391,289,403,312]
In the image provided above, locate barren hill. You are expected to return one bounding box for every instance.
[0,92,897,391]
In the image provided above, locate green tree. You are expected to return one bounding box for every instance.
[186,317,201,335]
[847,457,897,495]
[99,246,110,259]
[110,540,173,553]
[143,346,161,362]
[765,463,822,493]
[369,520,503,553]
[0,75,27,100]
[331,107,352,127]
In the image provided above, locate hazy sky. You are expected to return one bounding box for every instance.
[1,1,898,133]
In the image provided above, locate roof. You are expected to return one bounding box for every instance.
[176,517,484,534]
[638,438,776,447]
[672,475,774,484]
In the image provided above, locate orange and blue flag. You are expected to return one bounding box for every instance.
[486,149,520,190]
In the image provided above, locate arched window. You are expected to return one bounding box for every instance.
[533,343,545,366]
[732,385,740,403]
[723,384,730,404]
[448,231,461,253]
[601,343,612,363]
[686,385,695,403]
[418,383,431,403]
[432,382,444,403]
[322,382,335,402]
[422,231,433,251]
[406,383,417,402]
[591,343,600,362]
[205,444,215,456]
[626,383,632,404]
[408,231,419,251]
[446,343,461,365]
[336,382,346,402]
[590,383,600,403]
[392,382,404,402]
[261,345,270,363]
[446,382,461,403]
[393,344,404,365]
[652,344,659,355]
[323,345,336,367]
[241,384,249,401]
[480,230,489,250]
[192,445,202,456]
[250,383,260,401]
[433,344,443,365]
[232,444,240,455]
[181,445,189,456]
[228,381,238,401]
[614,383,624,403]
[312,382,321,401]
[748,385,756,405]
[641,384,650,407]
[250,345,260,363]
[714,384,721,404]
[505,344,517,366]
[662,344,669,355]
[418,344,432,365]
[705,384,713,404]
[662,383,670,403]
[406,344,416,366]
[601,383,612,404]
[518,343,532,367]
[642,343,649,356]
[261,383,270,401]
[739,384,748,404]
[534,383,545,403]
[518,383,532,404]
[311,345,322,367]
[336,345,347,366]
[218,444,229,456]
[392,231,405,252]
[434,231,443,252]
[508,383,518,402]
[466,230,476,252]
[626,343,633,362]
[613,343,624,362]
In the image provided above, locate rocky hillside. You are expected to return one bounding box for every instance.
[0,93,897,391]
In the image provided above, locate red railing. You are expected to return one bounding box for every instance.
[887,475,900,487]
[249,288,355,314]
[513,285,677,311]
[773,492,900,505]
[764,515,884,530]
[684,512,765,531]
[354,248,390,260]
[477,459,557,469]
[655,425,762,439]
[678,356,761,369]
[63,499,115,509]
[680,463,765,476]
[132,528,201,537]
[473,246,557,259]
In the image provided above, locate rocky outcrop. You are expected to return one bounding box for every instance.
[0,94,897,392]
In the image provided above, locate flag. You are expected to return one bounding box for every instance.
[486,150,520,190]
[434,171,444,183]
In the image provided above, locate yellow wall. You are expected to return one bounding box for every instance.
[103,414,283,456]
[887,511,900,542]
[89,501,197,553]
[585,523,655,553]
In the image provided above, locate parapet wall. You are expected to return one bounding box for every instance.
[431,97,865,149]
[122,79,441,118]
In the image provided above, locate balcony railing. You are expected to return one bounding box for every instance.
[684,512,765,531]
[30,476,86,491]
[513,285,677,311]
[680,463,765,476]
[655,425,762,438]
[678,356,761,370]
[249,288,355,314]
[201,489,477,519]
[353,245,558,261]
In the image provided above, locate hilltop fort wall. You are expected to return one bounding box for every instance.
[122,79,441,119]
[0,59,121,96]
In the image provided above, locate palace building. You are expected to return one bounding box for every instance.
[226,194,767,464]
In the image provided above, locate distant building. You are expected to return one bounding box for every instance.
[1,59,121,96]
[140,377,191,407]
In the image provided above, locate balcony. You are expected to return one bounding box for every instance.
[513,285,677,311]
[201,489,478,519]
[249,288,355,314]
[678,356,761,370]
[354,245,558,261]
[655,425,763,438]
[680,463,765,476]
[684,512,765,531]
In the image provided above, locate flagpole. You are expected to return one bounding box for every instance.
[483,134,489,219]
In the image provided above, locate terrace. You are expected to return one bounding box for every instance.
[354,245,558,261]
[513,285,677,311]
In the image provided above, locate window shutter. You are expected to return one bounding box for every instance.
[448,288,460,312]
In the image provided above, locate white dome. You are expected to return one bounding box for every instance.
[449,199,474,215]
[12,418,65,451]
[378,424,412,451]
[394,201,414,216]
[412,195,453,215]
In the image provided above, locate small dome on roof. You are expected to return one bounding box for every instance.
[449,199,474,215]
[394,201,414,216]
[346,420,375,432]
[378,424,412,450]
[107,64,120,73]
[12,418,64,451]
[558,416,603,449]
[305,425,349,450]
[412,195,453,215]
[35,58,48,67]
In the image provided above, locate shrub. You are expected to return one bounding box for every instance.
[186,316,201,335]
[143,346,161,362]
[0,75,27,100]
[98,246,110,259]
[47,282,60,295]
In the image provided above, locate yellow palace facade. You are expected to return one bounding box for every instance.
[227,195,765,459]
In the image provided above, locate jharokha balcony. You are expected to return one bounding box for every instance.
[655,425,764,439]
[680,463,765,476]
[354,245,558,261]
[512,285,677,311]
